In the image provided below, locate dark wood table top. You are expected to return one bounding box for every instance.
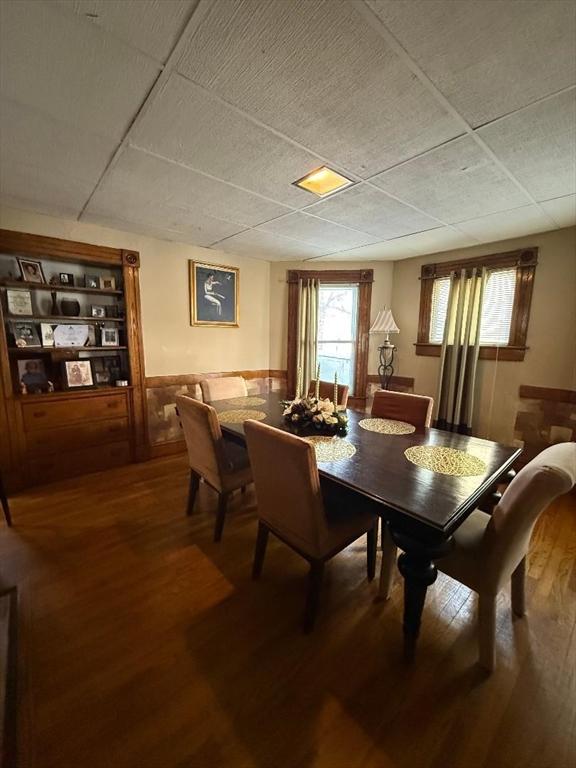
[212,392,521,538]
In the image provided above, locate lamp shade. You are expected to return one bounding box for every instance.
[369,308,399,334]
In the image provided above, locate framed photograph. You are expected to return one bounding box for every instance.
[40,323,55,347]
[9,321,41,347]
[95,371,110,385]
[91,305,106,318]
[17,358,52,394]
[190,261,239,327]
[53,324,90,347]
[85,275,99,289]
[59,273,75,286]
[63,360,94,389]
[101,327,119,347]
[87,325,97,346]
[6,289,33,316]
[99,276,116,290]
[17,258,45,284]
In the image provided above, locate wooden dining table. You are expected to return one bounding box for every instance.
[212,391,521,658]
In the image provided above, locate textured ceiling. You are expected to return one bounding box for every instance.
[0,0,575,261]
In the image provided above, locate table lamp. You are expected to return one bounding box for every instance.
[369,308,399,390]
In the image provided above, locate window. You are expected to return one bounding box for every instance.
[428,267,516,345]
[317,284,359,394]
[417,248,538,362]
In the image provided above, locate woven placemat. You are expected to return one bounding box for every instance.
[404,445,487,476]
[304,436,356,462]
[359,418,416,435]
[225,396,267,406]
[217,409,266,424]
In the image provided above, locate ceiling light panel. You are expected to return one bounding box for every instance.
[293,167,354,197]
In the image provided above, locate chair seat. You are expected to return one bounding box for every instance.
[221,440,252,492]
[436,509,492,594]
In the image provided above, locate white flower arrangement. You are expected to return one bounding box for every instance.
[282,396,348,434]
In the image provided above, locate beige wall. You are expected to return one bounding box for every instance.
[0,206,271,377]
[390,227,576,443]
[269,259,394,375]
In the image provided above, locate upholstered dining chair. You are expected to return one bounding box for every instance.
[200,376,247,403]
[308,380,349,409]
[244,419,378,632]
[374,390,434,600]
[436,442,576,671]
[176,394,252,542]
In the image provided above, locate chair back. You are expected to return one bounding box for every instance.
[200,376,247,403]
[371,390,433,428]
[244,420,327,557]
[485,442,576,588]
[176,394,227,491]
[308,380,349,409]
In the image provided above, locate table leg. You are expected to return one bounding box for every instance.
[391,529,452,661]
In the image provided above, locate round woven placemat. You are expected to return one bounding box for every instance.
[225,396,267,406]
[217,409,266,424]
[404,445,487,476]
[359,418,416,435]
[304,436,356,462]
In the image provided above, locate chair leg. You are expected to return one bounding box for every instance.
[378,522,397,600]
[303,560,325,633]
[367,523,377,581]
[214,492,230,542]
[241,485,247,495]
[252,522,269,580]
[511,557,526,618]
[186,470,200,516]
[478,593,497,673]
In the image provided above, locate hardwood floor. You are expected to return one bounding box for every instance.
[0,456,574,768]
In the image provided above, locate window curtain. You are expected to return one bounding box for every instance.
[296,278,319,397]
[435,267,486,434]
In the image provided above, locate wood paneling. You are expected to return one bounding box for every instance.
[28,440,131,485]
[21,391,128,431]
[1,458,574,768]
[26,418,129,455]
[145,369,275,388]
[0,228,120,265]
[518,385,576,403]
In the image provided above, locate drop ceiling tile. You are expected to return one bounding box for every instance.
[372,136,529,223]
[389,227,479,256]
[131,73,323,207]
[87,147,290,229]
[257,212,377,250]
[477,90,576,202]
[539,195,576,229]
[454,205,554,243]
[0,0,160,140]
[177,0,463,176]
[311,240,418,261]
[52,0,195,62]
[368,0,576,126]
[215,230,328,261]
[308,184,439,239]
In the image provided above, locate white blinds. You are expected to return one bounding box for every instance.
[428,267,516,345]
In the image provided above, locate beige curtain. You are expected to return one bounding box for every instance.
[296,278,319,397]
[435,267,486,433]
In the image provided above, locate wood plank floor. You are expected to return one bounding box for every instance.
[0,456,574,768]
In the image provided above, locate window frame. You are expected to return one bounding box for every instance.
[287,269,373,404]
[416,248,538,362]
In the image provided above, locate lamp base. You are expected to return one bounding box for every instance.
[378,343,396,390]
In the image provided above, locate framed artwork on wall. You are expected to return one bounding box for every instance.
[189,261,239,327]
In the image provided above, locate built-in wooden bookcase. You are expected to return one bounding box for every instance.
[0,229,147,490]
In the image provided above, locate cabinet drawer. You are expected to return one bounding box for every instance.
[28,441,131,485]
[22,393,128,431]
[26,418,129,456]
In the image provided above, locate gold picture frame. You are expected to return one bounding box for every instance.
[189,261,239,327]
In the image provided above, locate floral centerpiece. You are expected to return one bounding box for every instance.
[282,365,348,435]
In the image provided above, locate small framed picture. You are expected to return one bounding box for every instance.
[40,323,55,347]
[59,273,75,286]
[101,327,120,347]
[91,305,106,318]
[190,261,239,327]
[86,325,97,346]
[95,371,110,385]
[10,321,41,347]
[17,358,52,395]
[63,360,94,389]
[17,258,46,284]
[99,276,116,290]
[6,289,33,316]
[85,275,99,289]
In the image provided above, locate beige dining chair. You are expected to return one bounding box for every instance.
[176,394,252,542]
[437,442,576,671]
[200,376,248,403]
[374,390,434,600]
[308,380,349,409]
[244,419,377,632]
